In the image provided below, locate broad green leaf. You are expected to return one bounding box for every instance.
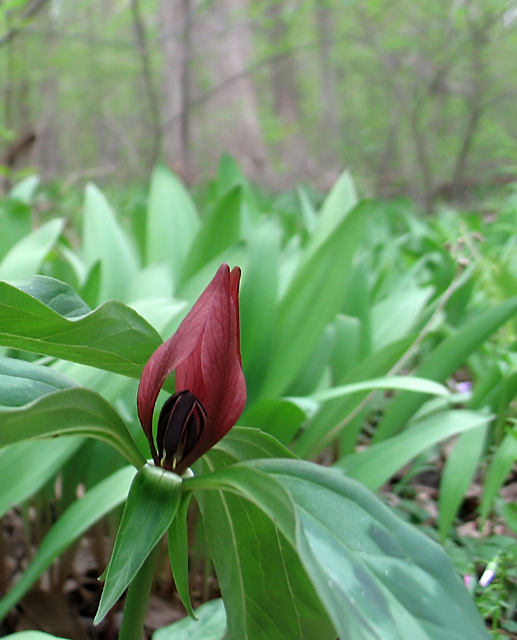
[307,169,357,256]
[129,296,186,339]
[83,184,140,303]
[239,220,280,402]
[0,387,145,469]
[128,262,174,301]
[0,438,83,518]
[336,410,492,490]
[310,376,449,403]
[258,202,366,400]
[95,464,182,623]
[341,255,372,359]
[0,198,31,260]
[330,314,361,383]
[438,424,488,540]
[480,427,517,520]
[146,164,199,283]
[8,175,40,203]
[0,466,135,622]
[0,356,77,407]
[209,425,297,464]
[254,459,491,640]
[196,458,334,640]
[287,324,335,396]
[297,186,318,232]
[153,599,226,640]
[187,456,490,640]
[240,398,311,445]
[0,218,64,281]
[0,277,162,378]
[0,634,66,640]
[294,335,415,458]
[374,296,517,442]
[371,286,433,351]
[182,186,242,281]
[15,275,92,317]
[215,153,247,197]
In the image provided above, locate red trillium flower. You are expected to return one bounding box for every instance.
[137,264,246,476]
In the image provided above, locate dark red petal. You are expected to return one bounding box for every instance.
[137,264,231,451]
[175,266,246,472]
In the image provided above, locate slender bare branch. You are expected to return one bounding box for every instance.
[0,0,51,48]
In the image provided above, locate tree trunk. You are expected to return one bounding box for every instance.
[316,1,340,168]
[266,4,311,179]
[193,0,270,183]
[159,0,191,181]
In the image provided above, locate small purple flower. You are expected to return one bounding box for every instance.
[479,568,495,588]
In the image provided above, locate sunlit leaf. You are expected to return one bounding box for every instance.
[153,598,226,640]
[0,387,145,469]
[0,277,162,378]
[95,464,182,623]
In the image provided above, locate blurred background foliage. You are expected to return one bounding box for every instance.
[1,0,517,210]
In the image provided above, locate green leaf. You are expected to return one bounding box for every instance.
[0,438,83,518]
[0,466,135,622]
[0,387,145,469]
[239,220,280,402]
[0,198,31,261]
[480,427,517,520]
[0,277,162,378]
[168,494,195,618]
[195,460,334,640]
[336,410,492,490]
[371,286,433,351]
[307,169,357,256]
[0,634,67,640]
[8,175,40,204]
[0,356,78,407]
[293,335,415,458]
[210,425,297,464]
[374,296,517,442]
[215,153,247,197]
[95,464,182,624]
[240,398,312,445]
[0,218,64,281]
[187,455,490,640]
[83,184,140,303]
[258,201,366,400]
[153,598,226,640]
[182,186,242,281]
[438,424,488,540]
[146,165,199,283]
[15,275,92,318]
[310,376,450,403]
[255,459,491,640]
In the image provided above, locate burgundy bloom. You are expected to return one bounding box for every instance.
[137,264,246,475]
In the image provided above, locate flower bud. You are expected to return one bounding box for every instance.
[156,391,206,472]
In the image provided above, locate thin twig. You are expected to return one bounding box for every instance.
[130,0,162,168]
[0,0,51,48]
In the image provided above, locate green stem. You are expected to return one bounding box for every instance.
[118,542,161,640]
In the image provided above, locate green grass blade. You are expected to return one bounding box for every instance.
[336,410,492,490]
[374,296,517,442]
[83,184,140,303]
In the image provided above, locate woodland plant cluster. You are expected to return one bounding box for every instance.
[0,157,516,639]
